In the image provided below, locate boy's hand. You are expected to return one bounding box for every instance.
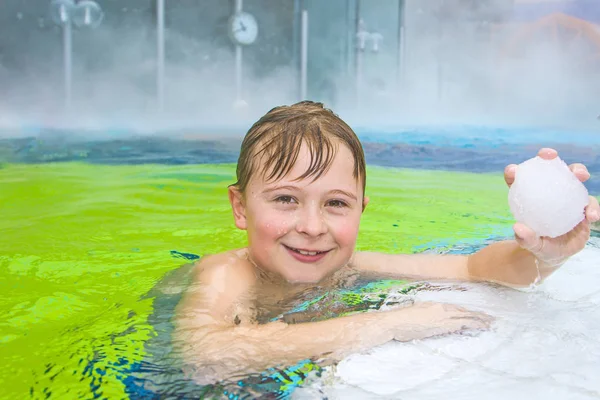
[504,148,600,267]
[388,302,493,342]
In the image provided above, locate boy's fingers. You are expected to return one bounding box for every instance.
[504,164,517,187]
[586,196,600,222]
[506,149,566,187]
[513,223,542,253]
[569,163,590,182]
[537,148,558,160]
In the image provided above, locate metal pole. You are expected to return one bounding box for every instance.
[437,15,443,104]
[293,0,301,97]
[63,20,73,112]
[354,0,361,78]
[354,1,361,108]
[396,0,405,91]
[235,46,242,102]
[345,0,354,76]
[300,9,308,100]
[234,0,243,103]
[157,0,165,112]
[356,41,363,106]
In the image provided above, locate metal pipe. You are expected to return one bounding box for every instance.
[345,0,354,76]
[300,9,308,100]
[354,0,361,80]
[396,0,405,91]
[437,17,443,104]
[234,0,243,103]
[293,0,301,97]
[356,39,363,105]
[63,20,73,112]
[354,1,361,107]
[235,46,243,102]
[157,0,165,112]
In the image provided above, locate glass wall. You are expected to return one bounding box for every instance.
[1,0,598,130]
[0,0,298,130]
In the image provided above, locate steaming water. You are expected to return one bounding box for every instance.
[295,236,600,400]
[4,0,600,131]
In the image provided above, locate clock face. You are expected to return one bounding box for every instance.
[229,12,258,45]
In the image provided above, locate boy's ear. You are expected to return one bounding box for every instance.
[228,186,248,230]
[362,195,370,212]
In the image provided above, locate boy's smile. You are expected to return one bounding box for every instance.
[229,141,369,283]
[283,244,332,263]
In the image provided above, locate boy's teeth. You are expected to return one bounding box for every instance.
[297,249,318,256]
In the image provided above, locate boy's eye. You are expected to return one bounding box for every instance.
[327,199,348,208]
[275,195,296,204]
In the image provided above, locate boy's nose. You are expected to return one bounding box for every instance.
[296,208,327,237]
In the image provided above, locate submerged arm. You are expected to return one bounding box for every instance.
[174,252,489,384]
[174,253,398,384]
[177,308,398,385]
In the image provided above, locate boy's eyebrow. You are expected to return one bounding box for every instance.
[329,189,358,201]
[262,185,300,194]
[262,186,358,201]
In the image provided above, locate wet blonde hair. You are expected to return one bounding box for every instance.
[233,101,366,195]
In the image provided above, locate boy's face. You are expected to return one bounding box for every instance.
[229,142,368,283]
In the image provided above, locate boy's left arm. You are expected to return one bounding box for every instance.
[353,149,600,288]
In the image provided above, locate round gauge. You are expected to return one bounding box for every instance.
[229,12,258,45]
[72,0,104,29]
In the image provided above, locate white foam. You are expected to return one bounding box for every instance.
[302,239,600,400]
[334,343,457,395]
[508,156,589,238]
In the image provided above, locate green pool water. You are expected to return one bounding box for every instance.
[1,162,517,399]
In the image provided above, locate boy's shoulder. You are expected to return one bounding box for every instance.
[176,249,258,328]
[191,248,256,286]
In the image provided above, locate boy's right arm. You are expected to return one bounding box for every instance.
[174,252,492,385]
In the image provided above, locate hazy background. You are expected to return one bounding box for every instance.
[1,0,599,134]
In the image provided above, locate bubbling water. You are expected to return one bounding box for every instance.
[300,237,600,399]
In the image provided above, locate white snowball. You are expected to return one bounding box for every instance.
[508,156,589,238]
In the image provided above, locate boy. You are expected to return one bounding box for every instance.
[174,101,599,385]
